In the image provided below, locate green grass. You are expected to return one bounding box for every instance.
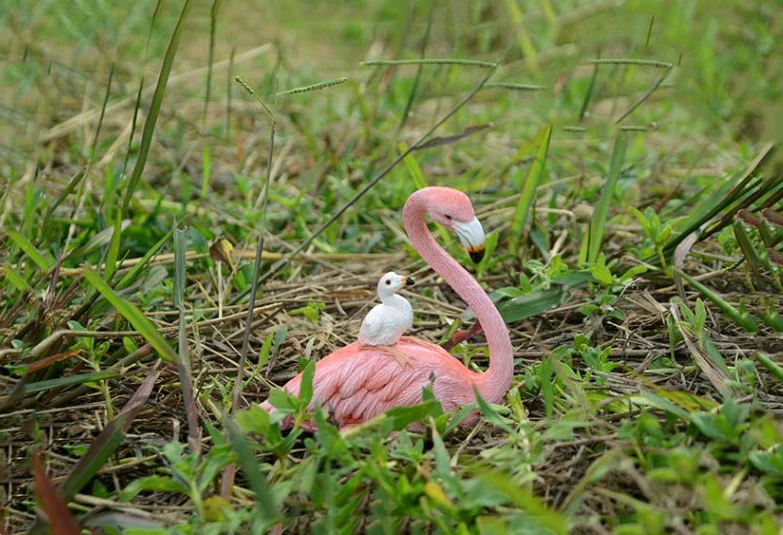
[2,0,783,534]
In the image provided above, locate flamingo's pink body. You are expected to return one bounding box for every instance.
[260,187,513,429]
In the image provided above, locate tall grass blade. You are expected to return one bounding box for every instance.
[71,221,129,260]
[173,225,186,310]
[504,0,539,72]
[398,141,427,189]
[414,123,493,150]
[25,370,119,394]
[703,164,782,240]
[32,453,80,535]
[117,230,173,290]
[204,0,223,125]
[661,144,775,257]
[120,76,145,178]
[755,353,783,383]
[0,348,81,412]
[28,366,160,535]
[82,269,178,361]
[733,221,765,277]
[579,56,600,121]
[121,0,193,216]
[200,145,211,198]
[3,266,31,291]
[769,248,783,267]
[615,64,673,123]
[224,418,280,523]
[509,125,552,254]
[223,106,276,495]
[397,1,434,135]
[226,46,235,136]
[760,303,783,332]
[8,229,54,271]
[174,225,200,451]
[41,170,85,232]
[674,268,758,332]
[89,63,114,159]
[104,211,123,281]
[586,136,626,264]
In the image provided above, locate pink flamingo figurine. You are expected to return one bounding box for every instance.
[358,271,417,368]
[260,187,513,429]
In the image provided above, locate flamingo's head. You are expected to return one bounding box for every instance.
[427,188,486,263]
[377,271,414,298]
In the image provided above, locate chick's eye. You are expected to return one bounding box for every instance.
[385,280,391,285]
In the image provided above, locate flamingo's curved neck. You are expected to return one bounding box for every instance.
[402,190,513,403]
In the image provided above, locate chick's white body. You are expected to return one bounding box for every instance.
[358,272,413,346]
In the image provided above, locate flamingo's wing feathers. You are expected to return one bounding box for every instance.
[265,339,470,429]
[311,347,433,425]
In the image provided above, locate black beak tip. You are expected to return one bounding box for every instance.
[405,277,415,286]
[468,249,485,264]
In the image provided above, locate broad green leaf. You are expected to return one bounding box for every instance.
[590,264,613,286]
[497,287,568,323]
[236,405,271,435]
[473,387,514,433]
[119,476,189,502]
[299,360,316,406]
[384,399,442,431]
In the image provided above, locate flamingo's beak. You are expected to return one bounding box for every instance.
[453,217,486,264]
[403,276,415,287]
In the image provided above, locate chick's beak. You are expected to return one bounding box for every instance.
[404,277,415,287]
[453,217,486,264]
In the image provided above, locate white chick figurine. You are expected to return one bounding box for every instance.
[358,271,415,368]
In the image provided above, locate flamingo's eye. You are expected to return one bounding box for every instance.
[444,214,452,221]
